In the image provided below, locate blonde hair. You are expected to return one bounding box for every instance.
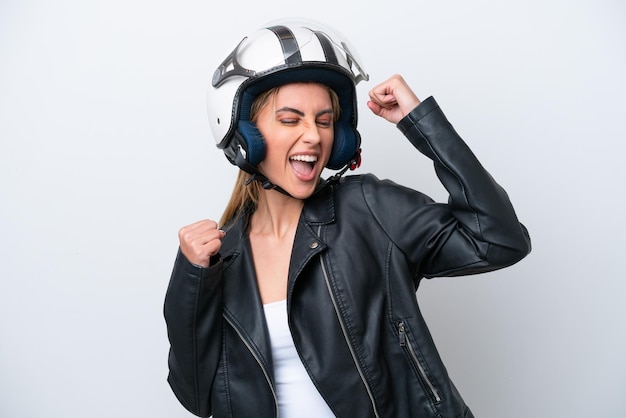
[219,83,341,228]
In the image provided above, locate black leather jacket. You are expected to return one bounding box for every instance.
[164,97,531,418]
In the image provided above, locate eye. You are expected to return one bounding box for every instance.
[316,118,332,128]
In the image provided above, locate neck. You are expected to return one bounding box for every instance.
[251,188,304,238]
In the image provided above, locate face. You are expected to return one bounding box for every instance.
[255,83,335,199]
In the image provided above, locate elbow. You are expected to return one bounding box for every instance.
[515,223,532,259]
[489,223,532,268]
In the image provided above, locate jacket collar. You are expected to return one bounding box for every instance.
[220,181,336,257]
[302,182,336,225]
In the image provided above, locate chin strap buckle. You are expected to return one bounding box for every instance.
[349,148,362,171]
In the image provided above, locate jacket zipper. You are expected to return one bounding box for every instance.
[398,321,441,403]
[318,227,381,418]
[225,316,280,418]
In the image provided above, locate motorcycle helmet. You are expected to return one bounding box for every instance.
[207,18,369,174]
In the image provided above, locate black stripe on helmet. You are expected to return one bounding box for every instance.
[312,31,339,65]
[267,25,302,65]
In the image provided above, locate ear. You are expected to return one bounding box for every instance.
[327,123,359,170]
[236,120,266,166]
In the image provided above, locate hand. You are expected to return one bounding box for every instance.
[178,219,226,268]
[367,74,421,124]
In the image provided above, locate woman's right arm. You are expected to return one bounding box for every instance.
[163,220,225,417]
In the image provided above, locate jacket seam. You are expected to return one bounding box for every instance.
[191,275,202,414]
[358,175,423,275]
[220,322,233,418]
[383,241,395,322]
[404,113,484,241]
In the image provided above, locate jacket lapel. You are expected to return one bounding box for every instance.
[221,219,274,374]
[287,183,336,302]
[218,183,337,375]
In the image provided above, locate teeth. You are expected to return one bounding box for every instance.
[290,155,318,162]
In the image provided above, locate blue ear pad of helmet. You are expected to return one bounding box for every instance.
[233,88,267,167]
[236,120,266,166]
[326,122,359,170]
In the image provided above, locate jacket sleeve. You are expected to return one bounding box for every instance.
[163,249,223,417]
[364,96,531,277]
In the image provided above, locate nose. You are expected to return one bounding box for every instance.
[301,120,323,145]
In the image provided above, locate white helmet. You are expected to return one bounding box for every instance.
[207,18,369,172]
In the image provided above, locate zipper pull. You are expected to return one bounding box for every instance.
[398,322,406,346]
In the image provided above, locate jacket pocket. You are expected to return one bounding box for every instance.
[397,321,442,405]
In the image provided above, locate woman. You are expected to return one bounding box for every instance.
[164,19,530,418]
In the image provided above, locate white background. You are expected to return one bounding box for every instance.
[1,0,625,417]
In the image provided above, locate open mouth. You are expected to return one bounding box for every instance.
[289,155,318,178]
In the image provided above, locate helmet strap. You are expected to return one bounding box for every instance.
[234,149,292,197]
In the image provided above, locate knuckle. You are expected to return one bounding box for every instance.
[178,228,189,242]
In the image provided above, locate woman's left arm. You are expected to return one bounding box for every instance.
[367,75,531,277]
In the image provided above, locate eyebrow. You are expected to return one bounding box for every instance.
[276,107,334,117]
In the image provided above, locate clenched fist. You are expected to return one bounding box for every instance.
[367,74,421,124]
[178,220,226,268]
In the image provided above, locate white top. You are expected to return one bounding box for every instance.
[263,299,335,418]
